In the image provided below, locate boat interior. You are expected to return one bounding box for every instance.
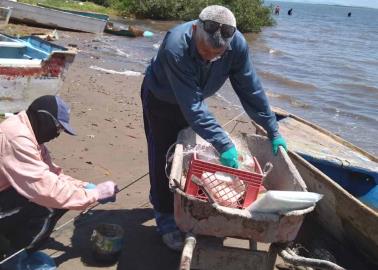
[275,112,378,210]
[0,34,66,60]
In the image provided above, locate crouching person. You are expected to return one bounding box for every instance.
[0,95,118,267]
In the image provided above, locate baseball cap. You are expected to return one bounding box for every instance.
[55,96,76,135]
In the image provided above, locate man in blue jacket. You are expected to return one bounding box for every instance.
[141,5,287,250]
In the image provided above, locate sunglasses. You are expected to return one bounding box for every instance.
[37,109,64,134]
[200,19,236,39]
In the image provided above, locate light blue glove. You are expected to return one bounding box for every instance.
[84,183,97,190]
[272,136,287,155]
[220,146,239,168]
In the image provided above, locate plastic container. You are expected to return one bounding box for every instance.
[90,223,125,265]
[185,153,264,209]
[247,191,323,214]
[143,31,154,37]
[1,251,56,270]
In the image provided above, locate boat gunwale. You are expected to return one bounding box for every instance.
[272,107,378,162]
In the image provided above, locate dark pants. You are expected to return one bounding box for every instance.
[0,188,67,257]
[141,86,188,213]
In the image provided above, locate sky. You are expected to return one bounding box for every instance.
[278,0,378,9]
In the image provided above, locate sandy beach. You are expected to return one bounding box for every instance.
[2,23,264,269]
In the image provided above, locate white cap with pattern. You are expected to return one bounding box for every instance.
[199,5,236,28]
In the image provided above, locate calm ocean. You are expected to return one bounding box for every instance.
[241,1,378,155]
[98,1,378,155]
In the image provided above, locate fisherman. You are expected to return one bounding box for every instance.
[141,5,287,251]
[0,95,118,266]
[274,5,280,15]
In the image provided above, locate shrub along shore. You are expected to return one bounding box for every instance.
[20,0,274,32]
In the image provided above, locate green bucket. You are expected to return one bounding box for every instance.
[90,223,125,264]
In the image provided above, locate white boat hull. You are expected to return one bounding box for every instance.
[0,76,62,112]
[0,0,106,33]
[0,51,76,113]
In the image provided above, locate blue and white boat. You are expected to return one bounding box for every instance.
[0,33,76,113]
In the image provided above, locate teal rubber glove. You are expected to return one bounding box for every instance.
[272,136,287,155]
[84,183,97,190]
[220,146,239,168]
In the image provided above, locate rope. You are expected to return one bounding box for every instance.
[279,247,346,270]
[0,172,149,265]
[52,172,149,232]
[223,111,245,128]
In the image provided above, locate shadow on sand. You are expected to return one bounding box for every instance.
[43,208,180,270]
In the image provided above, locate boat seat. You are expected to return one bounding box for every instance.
[0,42,27,48]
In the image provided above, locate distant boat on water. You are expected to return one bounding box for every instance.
[0,33,76,113]
[0,0,107,33]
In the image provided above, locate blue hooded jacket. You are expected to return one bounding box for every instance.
[143,20,279,153]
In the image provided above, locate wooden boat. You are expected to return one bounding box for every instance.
[0,0,107,33]
[0,33,76,113]
[252,107,378,263]
[0,6,11,29]
[104,22,153,38]
[104,25,143,37]
[36,3,109,21]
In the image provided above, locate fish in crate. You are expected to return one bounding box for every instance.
[184,144,264,209]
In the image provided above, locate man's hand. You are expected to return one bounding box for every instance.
[220,146,239,168]
[95,181,118,204]
[272,136,287,155]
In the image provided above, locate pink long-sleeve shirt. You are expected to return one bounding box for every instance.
[0,111,99,210]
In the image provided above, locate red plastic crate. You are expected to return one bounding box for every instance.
[184,153,263,209]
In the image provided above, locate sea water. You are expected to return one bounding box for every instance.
[94,2,378,155]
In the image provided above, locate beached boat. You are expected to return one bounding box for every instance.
[104,22,154,38]
[0,6,11,29]
[0,33,76,113]
[252,108,378,263]
[36,3,109,21]
[104,26,143,37]
[0,0,107,33]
